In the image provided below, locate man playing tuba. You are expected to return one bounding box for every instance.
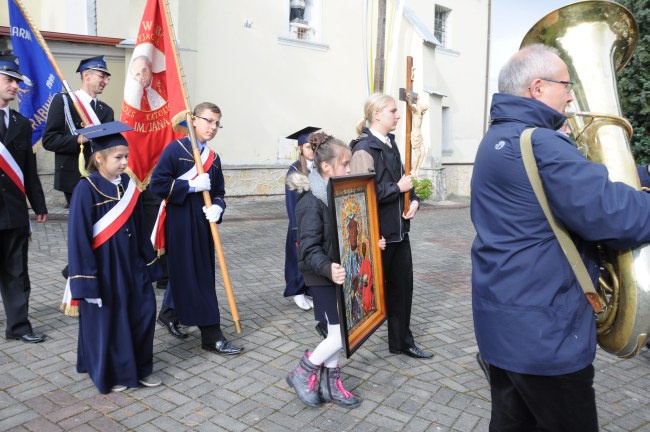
[471,44,650,431]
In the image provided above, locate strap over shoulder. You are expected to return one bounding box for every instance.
[520,127,603,314]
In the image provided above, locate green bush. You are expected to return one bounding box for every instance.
[616,0,650,163]
[413,178,433,200]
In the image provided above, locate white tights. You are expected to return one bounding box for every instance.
[309,316,342,368]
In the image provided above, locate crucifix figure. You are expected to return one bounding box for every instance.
[407,93,428,180]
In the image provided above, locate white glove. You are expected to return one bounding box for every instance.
[188,173,211,192]
[85,298,103,308]
[203,205,223,223]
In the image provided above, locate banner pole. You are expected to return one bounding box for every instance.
[162,0,242,333]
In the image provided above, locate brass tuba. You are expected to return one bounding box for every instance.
[521,1,649,358]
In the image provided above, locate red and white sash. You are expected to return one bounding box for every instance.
[71,90,101,126]
[92,180,141,249]
[61,179,141,317]
[151,143,215,253]
[0,141,25,195]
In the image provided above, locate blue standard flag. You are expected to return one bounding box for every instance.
[8,0,62,146]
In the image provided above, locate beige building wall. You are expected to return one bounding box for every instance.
[387,0,488,197]
[1,0,489,200]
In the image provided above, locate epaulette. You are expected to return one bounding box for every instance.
[349,133,368,150]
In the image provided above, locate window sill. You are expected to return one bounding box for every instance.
[277,36,329,51]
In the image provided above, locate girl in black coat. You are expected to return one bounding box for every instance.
[286,135,382,409]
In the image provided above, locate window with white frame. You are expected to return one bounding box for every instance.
[287,0,323,43]
[434,5,451,47]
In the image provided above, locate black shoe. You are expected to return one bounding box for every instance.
[202,339,243,355]
[8,332,47,343]
[476,353,491,386]
[157,318,188,339]
[315,322,328,339]
[389,345,434,359]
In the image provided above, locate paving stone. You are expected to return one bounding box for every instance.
[0,197,647,432]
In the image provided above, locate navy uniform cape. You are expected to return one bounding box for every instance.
[149,137,226,326]
[284,160,308,297]
[68,172,161,394]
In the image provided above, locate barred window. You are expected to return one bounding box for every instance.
[434,5,451,47]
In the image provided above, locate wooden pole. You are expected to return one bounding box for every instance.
[163,0,241,333]
[186,113,242,333]
[403,56,414,216]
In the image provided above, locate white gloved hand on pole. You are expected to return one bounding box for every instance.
[203,205,223,223]
[188,173,211,192]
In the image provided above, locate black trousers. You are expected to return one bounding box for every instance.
[158,305,223,344]
[0,226,33,338]
[382,237,415,351]
[489,364,598,432]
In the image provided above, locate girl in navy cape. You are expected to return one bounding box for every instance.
[284,126,319,310]
[67,122,162,394]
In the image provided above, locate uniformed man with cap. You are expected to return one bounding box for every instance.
[43,55,114,208]
[0,54,48,343]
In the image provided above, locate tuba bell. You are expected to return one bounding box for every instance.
[521,0,650,358]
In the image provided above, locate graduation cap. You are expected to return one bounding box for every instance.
[0,55,32,86]
[76,55,111,76]
[77,121,133,153]
[286,126,320,146]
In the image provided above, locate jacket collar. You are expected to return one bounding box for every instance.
[489,93,567,131]
[362,127,396,150]
[3,108,22,144]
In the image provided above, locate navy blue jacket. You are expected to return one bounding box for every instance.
[68,172,160,394]
[42,93,114,193]
[470,93,650,375]
[284,160,307,296]
[0,108,47,229]
[149,137,226,326]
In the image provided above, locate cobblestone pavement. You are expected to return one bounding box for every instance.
[1,197,649,431]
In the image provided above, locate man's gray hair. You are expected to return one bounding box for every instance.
[498,44,562,96]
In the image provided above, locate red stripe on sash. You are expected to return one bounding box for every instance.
[0,143,25,195]
[75,96,97,126]
[0,156,25,194]
[92,187,141,250]
[152,148,216,253]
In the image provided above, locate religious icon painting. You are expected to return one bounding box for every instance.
[328,173,386,357]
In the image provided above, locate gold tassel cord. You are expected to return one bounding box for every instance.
[78,142,89,177]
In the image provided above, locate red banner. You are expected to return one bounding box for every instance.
[121,0,187,185]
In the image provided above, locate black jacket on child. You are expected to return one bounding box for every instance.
[287,171,335,287]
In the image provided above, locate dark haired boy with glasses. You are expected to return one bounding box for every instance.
[150,102,243,355]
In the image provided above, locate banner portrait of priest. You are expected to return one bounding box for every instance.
[124,42,168,112]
